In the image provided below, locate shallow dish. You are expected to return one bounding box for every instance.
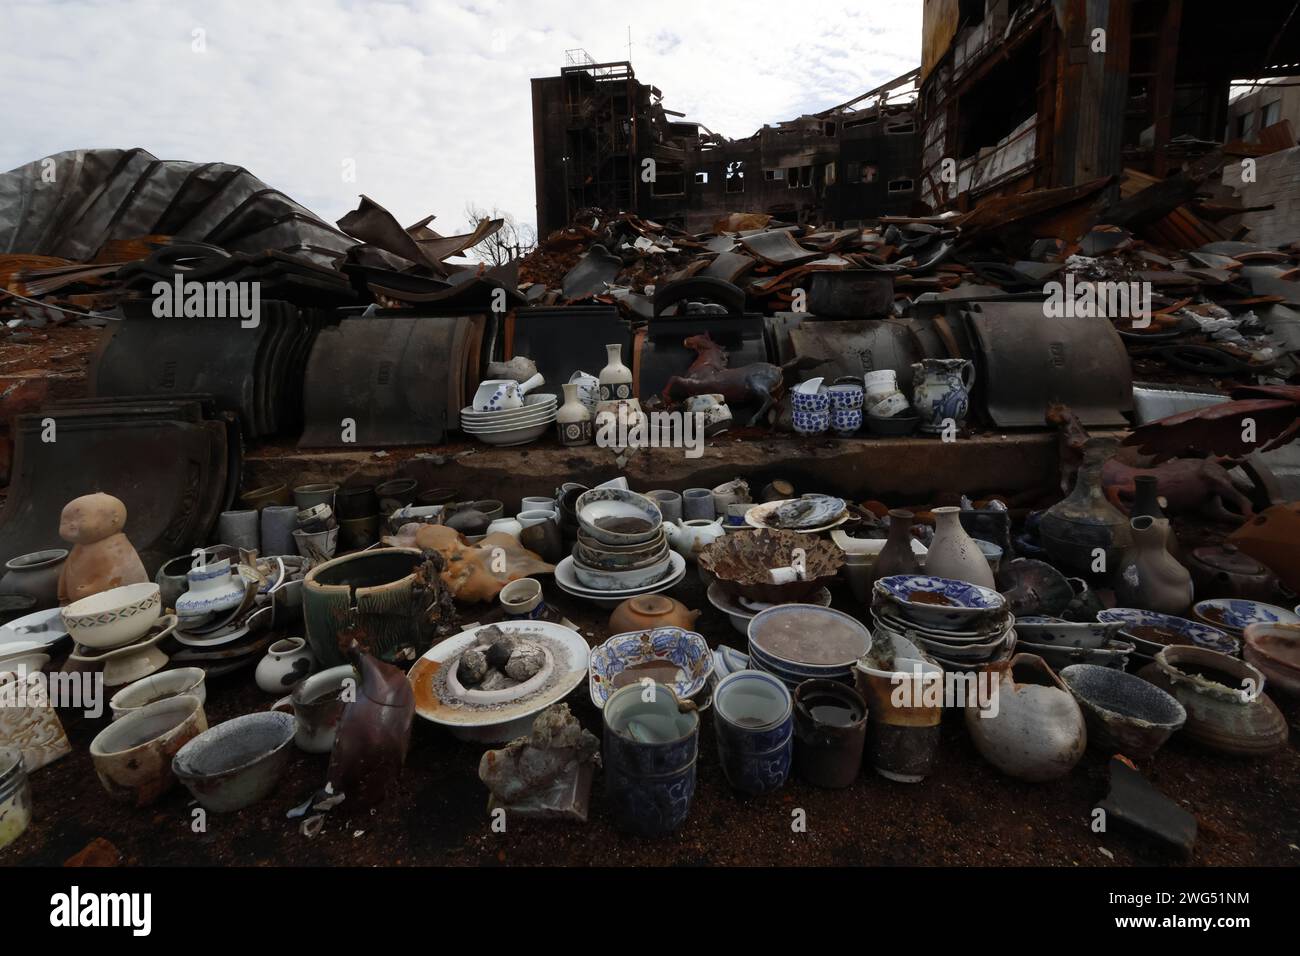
[1013,616,1119,649]
[62,582,161,650]
[554,553,687,609]
[571,551,673,591]
[1191,599,1299,636]
[0,607,69,652]
[748,604,871,670]
[745,497,849,533]
[1097,608,1239,656]
[466,420,554,446]
[1243,623,1300,697]
[874,575,1005,629]
[588,627,713,708]
[871,609,1012,644]
[707,581,831,635]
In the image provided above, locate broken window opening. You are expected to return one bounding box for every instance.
[764,168,785,181]
[694,171,709,185]
[653,163,686,196]
[888,177,915,193]
[885,120,916,135]
[725,161,745,192]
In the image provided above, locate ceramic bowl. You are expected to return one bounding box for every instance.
[90,694,207,806]
[1016,637,1134,671]
[698,529,843,604]
[1243,623,1300,697]
[574,488,663,546]
[1013,616,1120,649]
[172,711,297,813]
[109,667,207,720]
[874,575,1005,629]
[1097,608,1239,656]
[1059,663,1186,759]
[748,604,871,673]
[554,553,687,609]
[706,581,831,635]
[571,551,673,591]
[1191,599,1300,636]
[464,420,554,446]
[714,669,794,742]
[588,627,713,708]
[906,627,1015,663]
[62,582,162,650]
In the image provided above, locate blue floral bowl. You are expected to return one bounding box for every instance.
[874,574,1006,628]
[1191,599,1300,636]
[1097,608,1239,656]
[589,627,713,708]
[791,389,831,414]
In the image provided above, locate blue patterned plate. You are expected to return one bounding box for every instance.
[1191,599,1300,636]
[589,626,713,709]
[1097,608,1239,656]
[874,575,1006,628]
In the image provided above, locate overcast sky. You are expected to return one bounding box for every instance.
[1,0,921,236]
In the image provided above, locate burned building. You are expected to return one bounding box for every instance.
[917,0,1300,212]
[531,52,920,235]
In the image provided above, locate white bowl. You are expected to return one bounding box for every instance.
[109,667,207,720]
[62,583,162,650]
[572,552,672,591]
[468,421,554,446]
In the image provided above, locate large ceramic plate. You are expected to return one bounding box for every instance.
[408,620,589,741]
[1097,608,1239,655]
[745,497,848,533]
[747,604,871,669]
[0,607,69,651]
[554,552,687,608]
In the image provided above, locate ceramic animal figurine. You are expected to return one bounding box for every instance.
[56,493,148,604]
[662,333,783,426]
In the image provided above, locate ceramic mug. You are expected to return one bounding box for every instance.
[865,369,898,398]
[271,665,355,754]
[647,490,683,524]
[713,670,794,796]
[828,384,865,411]
[682,488,715,521]
[602,682,698,837]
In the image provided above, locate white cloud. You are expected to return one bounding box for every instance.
[0,0,921,236]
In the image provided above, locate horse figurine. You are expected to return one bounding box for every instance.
[662,333,783,426]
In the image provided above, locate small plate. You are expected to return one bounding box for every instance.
[0,607,69,651]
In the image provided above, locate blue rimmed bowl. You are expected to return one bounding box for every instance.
[1191,599,1300,637]
[1097,607,1239,657]
[588,627,713,709]
[1014,616,1121,649]
[874,575,1006,629]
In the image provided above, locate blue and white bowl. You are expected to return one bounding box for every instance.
[1014,616,1121,649]
[588,627,713,708]
[828,384,865,411]
[793,410,830,435]
[1191,599,1300,636]
[831,408,862,434]
[791,389,831,414]
[874,575,1006,629]
[1097,608,1239,656]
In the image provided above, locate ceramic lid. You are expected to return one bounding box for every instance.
[1190,544,1270,577]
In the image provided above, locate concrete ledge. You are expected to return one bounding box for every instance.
[243,430,1115,506]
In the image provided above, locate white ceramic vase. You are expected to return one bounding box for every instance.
[556,382,594,446]
[598,343,633,402]
[924,506,995,588]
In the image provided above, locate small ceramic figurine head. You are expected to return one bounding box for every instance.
[59,492,127,544]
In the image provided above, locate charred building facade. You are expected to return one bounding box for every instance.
[531,54,920,235]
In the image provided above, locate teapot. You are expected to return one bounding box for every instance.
[664,518,725,562]
[472,373,545,412]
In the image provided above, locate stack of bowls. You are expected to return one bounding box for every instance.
[1014,616,1133,671]
[746,604,871,690]
[1096,608,1239,664]
[871,574,1013,671]
[459,393,557,446]
[556,489,685,607]
[791,386,830,436]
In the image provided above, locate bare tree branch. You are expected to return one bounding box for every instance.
[463,203,537,266]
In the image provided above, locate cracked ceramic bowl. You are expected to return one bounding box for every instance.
[90,694,207,807]
[1059,663,1186,760]
[873,575,1005,629]
[62,582,162,650]
[1191,599,1299,637]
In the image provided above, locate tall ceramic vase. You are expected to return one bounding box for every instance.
[556,382,594,446]
[1039,437,1132,580]
[1116,516,1194,615]
[924,506,995,589]
[871,509,921,587]
[598,344,633,402]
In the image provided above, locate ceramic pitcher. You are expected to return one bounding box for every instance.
[910,358,975,433]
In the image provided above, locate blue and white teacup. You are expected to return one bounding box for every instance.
[713,670,794,796]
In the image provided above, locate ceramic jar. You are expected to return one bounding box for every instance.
[598,343,634,402]
[1129,475,1182,562]
[261,505,299,557]
[375,478,419,512]
[293,483,338,510]
[854,657,943,783]
[174,554,246,624]
[326,642,415,809]
[793,679,868,788]
[964,654,1086,782]
[337,485,380,521]
[713,670,793,796]
[303,549,424,667]
[1150,646,1288,756]
[0,747,32,850]
[1038,437,1132,579]
[0,549,68,610]
[1187,544,1276,601]
[608,594,701,634]
[271,664,355,753]
[1116,516,1193,615]
[925,506,996,589]
[871,510,922,587]
[499,578,546,620]
[602,682,698,836]
[556,382,594,446]
[569,371,601,414]
[911,358,974,433]
[664,518,725,562]
[682,488,715,521]
[516,510,563,563]
[216,510,260,552]
[256,637,316,693]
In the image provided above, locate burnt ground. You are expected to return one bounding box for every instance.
[3,570,1299,869]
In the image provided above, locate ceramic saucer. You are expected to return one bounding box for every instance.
[69,614,176,686]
